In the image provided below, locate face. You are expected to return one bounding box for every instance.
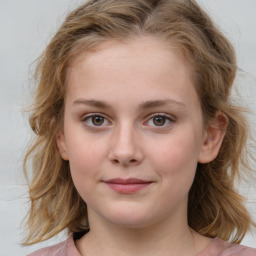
[58,36,219,229]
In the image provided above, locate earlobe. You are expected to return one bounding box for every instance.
[56,131,69,160]
[198,112,228,164]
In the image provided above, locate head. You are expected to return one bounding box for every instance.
[24,0,252,244]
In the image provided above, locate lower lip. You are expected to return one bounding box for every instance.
[104,183,152,194]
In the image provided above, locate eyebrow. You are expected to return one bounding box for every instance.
[72,98,187,110]
[72,99,111,108]
[140,99,187,109]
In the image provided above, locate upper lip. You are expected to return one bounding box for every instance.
[103,178,152,184]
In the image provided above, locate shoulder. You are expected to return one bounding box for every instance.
[199,238,256,256]
[28,235,81,256]
[220,242,256,256]
[28,241,65,256]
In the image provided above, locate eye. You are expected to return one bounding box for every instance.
[146,114,174,127]
[82,114,111,127]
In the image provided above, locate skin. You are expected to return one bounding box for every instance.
[57,36,226,256]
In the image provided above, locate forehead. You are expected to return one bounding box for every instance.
[65,36,199,107]
[67,36,192,82]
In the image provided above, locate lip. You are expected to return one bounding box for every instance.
[103,178,153,194]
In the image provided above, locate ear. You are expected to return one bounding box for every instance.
[198,112,228,164]
[56,130,69,161]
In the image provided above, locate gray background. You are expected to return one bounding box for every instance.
[0,0,255,255]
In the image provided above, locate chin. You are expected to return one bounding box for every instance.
[100,204,160,229]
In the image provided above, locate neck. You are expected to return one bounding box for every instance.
[75,209,209,256]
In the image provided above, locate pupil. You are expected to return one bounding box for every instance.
[153,116,165,126]
[92,116,104,126]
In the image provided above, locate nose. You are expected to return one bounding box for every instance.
[108,124,144,167]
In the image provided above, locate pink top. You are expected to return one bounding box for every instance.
[29,235,256,256]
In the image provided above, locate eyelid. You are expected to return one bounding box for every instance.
[81,113,112,127]
[147,113,175,120]
[80,112,175,128]
[144,113,175,127]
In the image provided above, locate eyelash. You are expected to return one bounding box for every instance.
[81,113,175,128]
[145,113,174,127]
[82,113,112,127]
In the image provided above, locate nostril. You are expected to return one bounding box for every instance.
[112,158,137,165]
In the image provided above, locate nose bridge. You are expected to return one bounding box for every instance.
[109,121,143,166]
[116,122,135,150]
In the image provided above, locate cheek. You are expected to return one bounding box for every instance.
[68,146,100,203]
[150,132,201,186]
[65,132,108,192]
[66,125,107,166]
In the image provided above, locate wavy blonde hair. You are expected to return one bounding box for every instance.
[23,0,255,245]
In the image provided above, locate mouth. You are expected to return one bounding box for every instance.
[103,178,153,194]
